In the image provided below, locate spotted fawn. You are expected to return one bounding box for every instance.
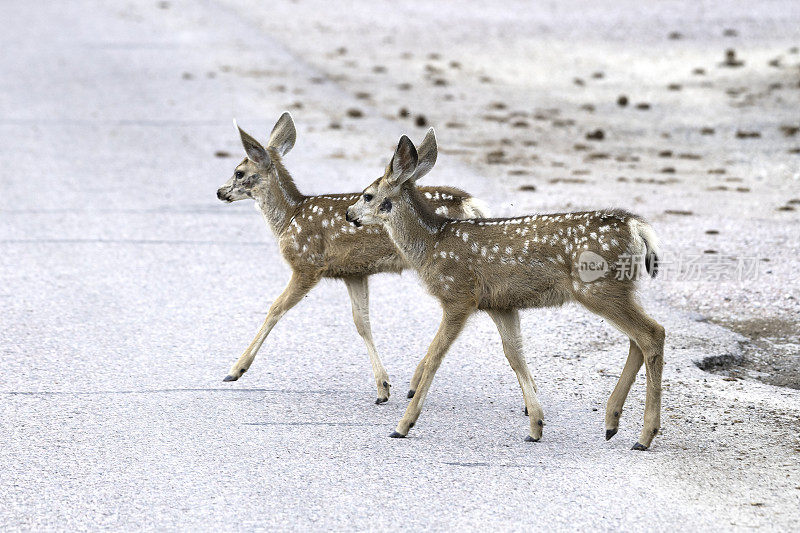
[217,113,488,403]
[346,130,664,449]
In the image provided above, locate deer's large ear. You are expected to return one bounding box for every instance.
[408,128,437,183]
[267,112,296,156]
[234,120,269,164]
[388,135,418,185]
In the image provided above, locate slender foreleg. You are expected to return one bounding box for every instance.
[487,309,544,441]
[390,305,472,437]
[344,276,391,403]
[223,272,319,381]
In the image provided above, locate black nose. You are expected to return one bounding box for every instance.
[217,189,226,201]
[345,211,361,227]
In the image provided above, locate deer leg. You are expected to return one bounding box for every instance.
[583,297,664,450]
[487,309,544,441]
[390,306,471,438]
[344,276,391,404]
[407,356,427,399]
[223,272,319,381]
[636,322,665,450]
[604,340,644,441]
[409,315,466,397]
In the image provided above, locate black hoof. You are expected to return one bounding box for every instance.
[389,431,406,438]
[407,390,415,399]
[631,442,648,451]
[523,406,528,416]
[525,436,540,442]
[605,428,618,441]
[222,375,237,382]
[375,397,388,405]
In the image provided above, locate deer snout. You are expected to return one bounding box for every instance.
[345,209,362,227]
[217,188,231,202]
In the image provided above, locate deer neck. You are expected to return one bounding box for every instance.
[253,152,305,235]
[383,185,447,268]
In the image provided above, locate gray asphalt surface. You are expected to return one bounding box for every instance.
[2,1,799,530]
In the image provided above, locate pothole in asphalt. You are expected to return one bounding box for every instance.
[696,317,800,389]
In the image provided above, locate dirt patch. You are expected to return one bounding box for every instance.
[697,317,800,389]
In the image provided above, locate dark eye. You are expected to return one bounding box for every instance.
[363,193,373,202]
[235,170,244,179]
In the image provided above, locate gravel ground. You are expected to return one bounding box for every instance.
[1,0,799,530]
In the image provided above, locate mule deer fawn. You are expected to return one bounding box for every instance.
[216,113,487,403]
[346,130,665,450]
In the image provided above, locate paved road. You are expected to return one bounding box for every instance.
[1,1,798,530]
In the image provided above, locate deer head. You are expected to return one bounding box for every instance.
[346,129,438,227]
[217,112,297,202]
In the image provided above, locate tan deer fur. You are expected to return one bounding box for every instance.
[216,113,488,403]
[346,130,665,449]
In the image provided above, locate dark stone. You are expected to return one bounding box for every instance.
[586,129,605,141]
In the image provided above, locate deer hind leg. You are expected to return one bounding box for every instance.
[344,276,391,404]
[488,309,544,441]
[604,340,643,441]
[407,357,427,399]
[583,295,665,450]
[223,272,319,381]
[390,305,472,438]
